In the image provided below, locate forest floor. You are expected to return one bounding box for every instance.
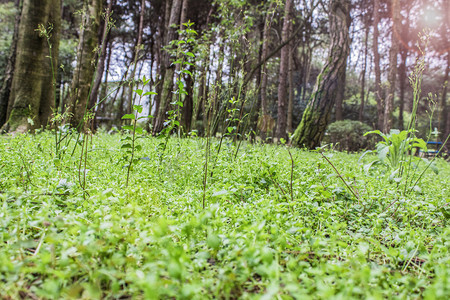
[0,132,449,299]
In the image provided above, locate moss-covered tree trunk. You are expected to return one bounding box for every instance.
[291,0,350,149]
[67,0,101,131]
[2,0,60,133]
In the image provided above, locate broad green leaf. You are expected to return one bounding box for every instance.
[134,89,143,96]
[207,234,220,250]
[133,105,143,113]
[122,125,134,130]
[181,69,193,76]
[122,114,135,120]
[186,29,198,35]
[120,136,132,141]
[135,127,143,134]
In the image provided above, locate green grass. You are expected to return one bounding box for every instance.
[0,132,449,299]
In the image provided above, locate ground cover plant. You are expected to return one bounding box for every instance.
[0,132,449,299]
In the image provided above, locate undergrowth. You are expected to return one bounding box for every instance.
[0,132,449,299]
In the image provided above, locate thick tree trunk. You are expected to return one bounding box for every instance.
[67,0,101,131]
[334,61,347,121]
[179,0,193,133]
[0,0,21,128]
[89,0,113,116]
[150,1,170,130]
[259,2,275,140]
[276,0,293,141]
[291,0,351,149]
[153,0,182,134]
[383,0,400,133]
[373,0,383,130]
[3,0,60,133]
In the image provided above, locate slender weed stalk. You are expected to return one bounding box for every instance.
[157,22,197,168]
[121,76,155,187]
[35,23,64,158]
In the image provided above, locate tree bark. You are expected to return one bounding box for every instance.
[373,0,384,130]
[291,0,351,149]
[276,0,293,141]
[67,0,101,131]
[358,20,369,122]
[98,39,112,117]
[150,0,171,130]
[287,20,295,135]
[383,0,400,133]
[0,0,21,128]
[124,0,145,122]
[89,0,113,117]
[179,0,194,133]
[259,2,275,140]
[440,51,449,140]
[153,0,182,134]
[334,60,346,121]
[439,0,449,141]
[2,0,60,133]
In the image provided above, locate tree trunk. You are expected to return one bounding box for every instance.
[358,21,369,122]
[0,0,21,128]
[439,0,449,141]
[373,0,383,130]
[124,0,145,122]
[153,0,182,134]
[98,39,112,117]
[259,2,275,140]
[276,0,293,141]
[291,0,351,149]
[397,9,410,130]
[67,0,101,131]
[150,0,170,130]
[334,61,347,121]
[89,0,113,117]
[3,0,60,133]
[383,0,400,133]
[287,20,295,135]
[440,50,449,141]
[179,0,193,133]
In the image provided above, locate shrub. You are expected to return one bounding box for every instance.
[325,120,375,151]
